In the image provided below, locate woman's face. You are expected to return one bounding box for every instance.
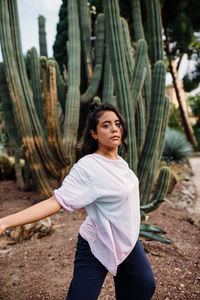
[90,111,122,150]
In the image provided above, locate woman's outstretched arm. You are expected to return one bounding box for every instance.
[0,195,62,235]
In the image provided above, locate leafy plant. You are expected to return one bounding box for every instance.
[188,93,200,150]
[162,128,193,163]
[168,102,184,133]
[189,93,200,121]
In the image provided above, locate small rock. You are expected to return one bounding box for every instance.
[181,173,190,181]
[0,248,11,255]
[4,217,53,245]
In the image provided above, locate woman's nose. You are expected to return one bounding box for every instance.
[111,124,118,132]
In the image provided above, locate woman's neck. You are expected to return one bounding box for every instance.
[95,148,119,160]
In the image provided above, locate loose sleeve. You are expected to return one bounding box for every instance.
[54,163,97,212]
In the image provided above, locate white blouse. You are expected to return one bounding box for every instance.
[54,153,140,275]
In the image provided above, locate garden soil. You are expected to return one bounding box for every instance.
[0,160,200,299]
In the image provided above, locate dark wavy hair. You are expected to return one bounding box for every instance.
[76,102,128,161]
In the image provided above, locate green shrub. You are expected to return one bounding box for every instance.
[162,128,193,163]
[193,121,200,151]
[167,102,184,133]
[189,93,200,150]
[188,93,200,121]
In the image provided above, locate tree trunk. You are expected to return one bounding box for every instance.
[169,58,197,146]
[164,37,197,146]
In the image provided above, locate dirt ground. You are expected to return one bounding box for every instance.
[0,161,200,300]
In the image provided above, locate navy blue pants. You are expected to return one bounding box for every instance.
[66,234,156,300]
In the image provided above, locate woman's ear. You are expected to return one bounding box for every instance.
[90,129,97,140]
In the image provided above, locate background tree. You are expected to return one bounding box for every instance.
[183,57,200,93]
[161,0,200,146]
[53,0,68,73]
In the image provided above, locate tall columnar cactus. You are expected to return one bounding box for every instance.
[1,0,171,242]
[103,0,170,204]
[78,0,93,83]
[29,47,46,134]
[55,60,67,113]
[0,63,24,190]
[103,0,138,172]
[137,61,166,202]
[0,0,68,196]
[81,13,105,103]
[63,0,81,166]
[121,18,135,81]
[38,15,48,57]
[102,41,114,103]
[102,0,171,244]
[40,57,70,169]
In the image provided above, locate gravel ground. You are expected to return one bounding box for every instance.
[0,160,200,299]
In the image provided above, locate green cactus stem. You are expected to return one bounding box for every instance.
[142,57,152,125]
[29,47,47,135]
[121,18,135,81]
[138,61,166,196]
[103,0,137,172]
[141,96,170,204]
[102,41,114,103]
[81,13,105,103]
[78,0,93,83]
[157,96,170,160]
[151,167,170,202]
[131,0,145,41]
[146,0,163,65]
[45,59,69,167]
[55,60,67,113]
[0,62,25,190]
[130,39,147,110]
[135,94,146,158]
[0,0,60,196]
[140,167,170,211]
[63,0,81,166]
[38,15,48,57]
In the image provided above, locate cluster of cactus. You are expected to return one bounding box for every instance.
[0,0,171,243]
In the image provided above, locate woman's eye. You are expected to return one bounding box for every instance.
[103,124,109,128]
[116,123,121,127]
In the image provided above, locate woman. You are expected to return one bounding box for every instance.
[0,103,156,299]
